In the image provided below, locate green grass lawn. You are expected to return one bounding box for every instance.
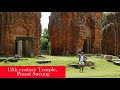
[0,55,120,78]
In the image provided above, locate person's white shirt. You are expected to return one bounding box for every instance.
[80,56,84,62]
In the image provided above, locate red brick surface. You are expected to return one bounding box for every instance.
[49,12,103,55]
[102,13,120,55]
[0,12,41,56]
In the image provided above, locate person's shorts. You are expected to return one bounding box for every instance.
[79,61,84,65]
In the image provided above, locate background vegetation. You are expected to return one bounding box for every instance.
[40,28,50,51]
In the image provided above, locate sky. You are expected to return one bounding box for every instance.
[41,12,51,30]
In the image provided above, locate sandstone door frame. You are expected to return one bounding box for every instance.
[15,37,34,57]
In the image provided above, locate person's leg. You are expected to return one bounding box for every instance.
[79,68,81,72]
[81,66,83,72]
[79,65,81,72]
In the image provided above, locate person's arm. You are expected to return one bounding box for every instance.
[84,55,87,60]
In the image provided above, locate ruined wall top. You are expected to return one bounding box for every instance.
[49,12,103,30]
[106,12,120,24]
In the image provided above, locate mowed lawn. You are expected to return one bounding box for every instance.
[0,55,120,78]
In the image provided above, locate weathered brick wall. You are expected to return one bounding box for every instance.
[0,12,41,56]
[49,12,103,55]
[102,12,120,55]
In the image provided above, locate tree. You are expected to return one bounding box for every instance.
[40,28,50,50]
[42,28,49,39]
[101,12,115,28]
[101,12,108,28]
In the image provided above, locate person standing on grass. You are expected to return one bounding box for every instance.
[78,51,87,72]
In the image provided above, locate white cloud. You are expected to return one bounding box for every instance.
[41,12,51,30]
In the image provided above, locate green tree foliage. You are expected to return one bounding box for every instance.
[101,12,115,28]
[42,28,49,40]
[40,28,50,50]
[101,13,108,28]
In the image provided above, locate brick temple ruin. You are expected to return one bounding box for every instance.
[102,12,120,56]
[49,12,103,55]
[1,12,120,57]
[0,12,41,57]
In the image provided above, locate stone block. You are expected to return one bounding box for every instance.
[36,60,51,64]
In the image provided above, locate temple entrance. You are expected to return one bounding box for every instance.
[83,38,90,54]
[15,37,34,57]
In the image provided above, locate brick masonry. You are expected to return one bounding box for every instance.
[49,12,103,55]
[0,12,41,56]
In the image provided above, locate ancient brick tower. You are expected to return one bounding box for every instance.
[49,12,103,55]
[102,12,120,56]
[0,12,41,57]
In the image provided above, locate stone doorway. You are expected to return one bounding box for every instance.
[83,38,90,54]
[15,37,34,57]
